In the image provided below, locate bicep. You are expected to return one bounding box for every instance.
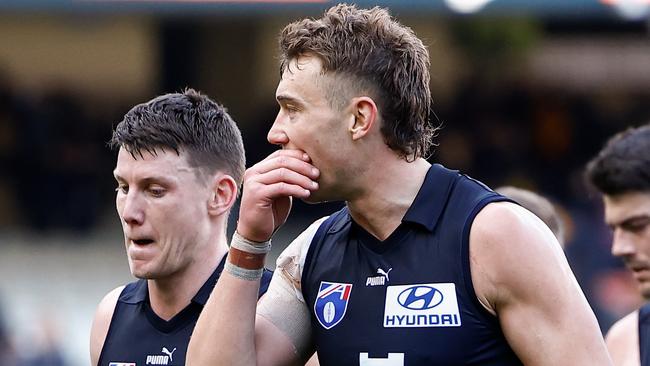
[89,286,123,366]
[255,315,305,366]
[256,264,314,364]
[471,203,610,365]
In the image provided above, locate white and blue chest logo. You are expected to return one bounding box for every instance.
[384,283,461,328]
[314,281,353,330]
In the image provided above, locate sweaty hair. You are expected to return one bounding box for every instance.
[585,124,650,196]
[495,186,565,247]
[110,88,245,185]
[279,3,436,161]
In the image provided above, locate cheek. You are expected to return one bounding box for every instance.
[115,197,125,221]
[165,201,206,229]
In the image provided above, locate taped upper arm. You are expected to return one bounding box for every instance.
[90,286,123,366]
[257,217,327,362]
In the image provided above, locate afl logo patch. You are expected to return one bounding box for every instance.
[314,281,353,330]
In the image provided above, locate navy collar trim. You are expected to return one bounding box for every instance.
[401,164,458,232]
[192,254,227,305]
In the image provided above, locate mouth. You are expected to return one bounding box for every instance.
[131,238,155,246]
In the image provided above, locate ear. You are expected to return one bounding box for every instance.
[348,96,378,141]
[207,173,238,217]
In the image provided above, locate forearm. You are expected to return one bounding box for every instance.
[187,271,261,365]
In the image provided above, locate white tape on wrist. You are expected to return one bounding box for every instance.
[224,261,265,281]
[230,231,272,254]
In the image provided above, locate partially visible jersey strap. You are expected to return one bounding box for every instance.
[301,207,349,303]
[639,303,650,366]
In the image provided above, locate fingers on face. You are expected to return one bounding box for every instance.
[244,150,320,199]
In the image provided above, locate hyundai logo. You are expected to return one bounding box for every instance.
[397,286,443,310]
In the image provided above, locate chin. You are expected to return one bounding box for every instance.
[129,262,157,279]
[640,284,650,301]
[302,185,342,204]
[301,195,327,205]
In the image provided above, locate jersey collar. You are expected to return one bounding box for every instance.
[402,164,458,232]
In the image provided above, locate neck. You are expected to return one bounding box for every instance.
[347,157,431,241]
[147,236,228,321]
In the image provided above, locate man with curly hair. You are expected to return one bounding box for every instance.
[188,5,610,365]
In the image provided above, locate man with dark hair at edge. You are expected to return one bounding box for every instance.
[495,186,566,248]
[586,124,650,366]
[188,5,611,365]
[89,89,272,365]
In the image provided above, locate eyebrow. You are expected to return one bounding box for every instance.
[112,172,173,185]
[608,214,650,229]
[276,94,303,106]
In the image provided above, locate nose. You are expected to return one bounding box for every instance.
[267,113,289,146]
[118,191,145,226]
[611,228,636,258]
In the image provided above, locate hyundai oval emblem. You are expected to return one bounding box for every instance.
[397,285,444,310]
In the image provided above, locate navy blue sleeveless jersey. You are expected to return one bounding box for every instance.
[98,256,272,366]
[639,303,650,366]
[302,164,522,365]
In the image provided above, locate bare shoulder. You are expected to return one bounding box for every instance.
[470,201,567,307]
[471,200,562,253]
[470,201,610,364]
[90,286,125,366]
[606,310,639,366]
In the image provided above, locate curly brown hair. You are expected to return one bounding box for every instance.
[279,4,437,161]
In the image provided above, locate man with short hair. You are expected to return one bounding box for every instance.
[89,89,272,366]
[586,124,650,366]
[188,5,611,365]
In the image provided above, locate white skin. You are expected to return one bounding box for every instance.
[187,55,612,366]
[89,147,237,366]
[603,191,650,366]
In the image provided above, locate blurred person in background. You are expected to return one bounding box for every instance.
[495,186,566,247]
[0,301,18,366]
[586,124,650,366]
[89,89,272,366]
[188,4,610,365]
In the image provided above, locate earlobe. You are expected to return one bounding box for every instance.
[208,174,238,217]
[349,97,377,141]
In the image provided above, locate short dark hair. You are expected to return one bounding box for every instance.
[110,88,245,185]
[279,4,437,161]
[585,124,650,196]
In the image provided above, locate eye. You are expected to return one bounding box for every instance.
[115,184,128,194]
[621,217,650,234]
[284,104,299,117]
[147,186,166,198]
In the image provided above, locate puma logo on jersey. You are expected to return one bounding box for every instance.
[366,267,392,286]
[146,346,176,365]
[162,347,176,362]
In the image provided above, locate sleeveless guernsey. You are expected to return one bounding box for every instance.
[98,256,272,366]
[302,164,522,365]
